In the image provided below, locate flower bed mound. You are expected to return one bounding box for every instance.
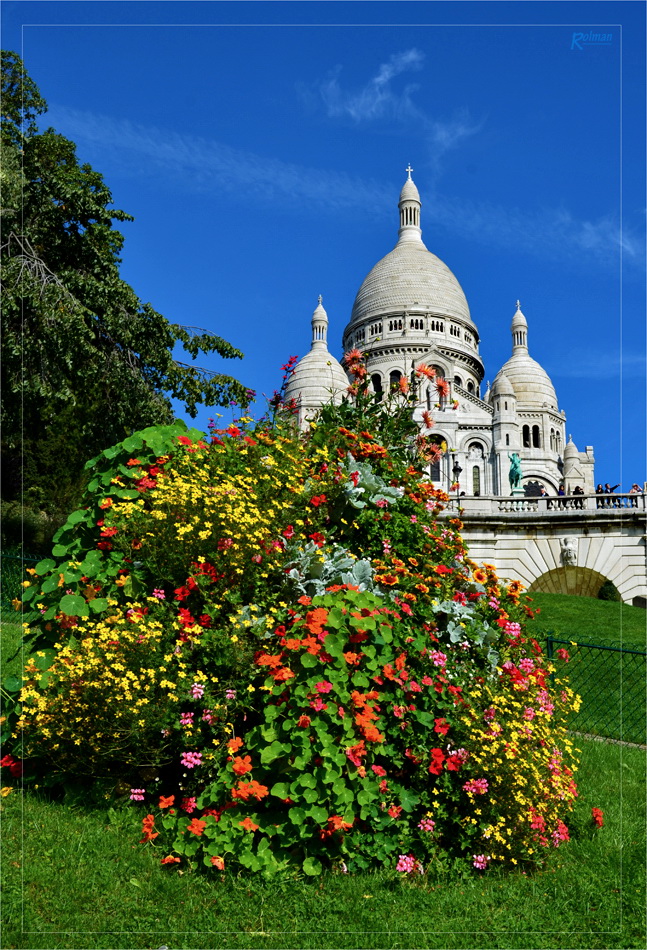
[8,362,591,878]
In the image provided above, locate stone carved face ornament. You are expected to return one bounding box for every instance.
[561,537,578,566]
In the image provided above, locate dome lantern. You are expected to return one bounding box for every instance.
[311,294,329,348]
[511,300,528,354]
[397,164,423,245]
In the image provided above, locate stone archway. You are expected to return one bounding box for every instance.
[528,566,609,598]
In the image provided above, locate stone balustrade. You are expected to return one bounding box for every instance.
[444,493,646,515]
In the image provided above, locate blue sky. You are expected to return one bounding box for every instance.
[4,1,646,487]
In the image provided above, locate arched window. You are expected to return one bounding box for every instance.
[371,374,383,402]
[523,425,531,447]
[467,380,475,394]
[389,370,402,390]
[454,375,463,388]
[428,435,446,482]
[532,425,541,448]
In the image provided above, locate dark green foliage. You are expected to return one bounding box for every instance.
[597,580,621,602]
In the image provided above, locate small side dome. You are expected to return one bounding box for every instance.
[494,302,559,410]
[491,372,515,397]
[564,436,579,461]
[283,297,349,426]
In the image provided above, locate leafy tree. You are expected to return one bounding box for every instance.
[1,51,251,537]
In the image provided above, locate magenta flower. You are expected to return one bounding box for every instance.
[473,854,490,870]
[190,683,205,699]
[129,788,146,801]
[180,751,203,769]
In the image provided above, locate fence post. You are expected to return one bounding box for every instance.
[545,634,556,689]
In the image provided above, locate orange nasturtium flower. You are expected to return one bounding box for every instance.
[232,755,253,776]
[187,818,207,836]
[239,816,260,832]
[159,795,175,809]
[210,855,225,869]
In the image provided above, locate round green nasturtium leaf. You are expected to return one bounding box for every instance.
[34,558,56,575]
[58,594,90,618]
[302,856,322,876]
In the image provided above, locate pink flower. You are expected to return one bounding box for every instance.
[130,788,146,801]
[315,681,333,694]
[225,689,237,700]
[473,854,490,870]
[418,817,435,833]
[430,650,447,668]
[518,657,534,673]
[152,588,166,600]
[180,751,203,769]
[179,712,194,727]
[309,697,328,712]
[523,707,536,721]
[396,853,423,874]
[202,709,215,723]
[190,683,205,699]
[463,778,488,795]
[181,796,197,813]
[371,765,387,777]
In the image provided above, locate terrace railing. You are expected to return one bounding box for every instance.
[445,492,646,515]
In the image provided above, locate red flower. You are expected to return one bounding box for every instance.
[309,494,327,508]
[282,525,295,539]
[556,648,570,662]
[428,748,445,775]
[210,855,225,869]
[187,818,207,836]
[297,714,311,728]
[388,805,402,818]
[309,532,326,547]
[161,855,181,865]
[159,795,175,809]
[140,814,159,843]
[239,817,259,832]
[433,718,450,736]
[592,807,604,828]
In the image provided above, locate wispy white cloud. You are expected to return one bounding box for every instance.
[47,104,643,273]
[303,49,483,173]
[316,49,425,122]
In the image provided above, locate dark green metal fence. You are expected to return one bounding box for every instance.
[0,552,40,612]
[545,634,647,745]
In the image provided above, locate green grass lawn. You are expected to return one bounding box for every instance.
[1,739,644,950]
[529,592,647,649]
[2,599,645,949]
[526,594,646,745]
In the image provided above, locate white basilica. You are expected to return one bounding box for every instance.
[284,170,595,498]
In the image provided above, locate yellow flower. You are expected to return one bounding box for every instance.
[1,787,13,797]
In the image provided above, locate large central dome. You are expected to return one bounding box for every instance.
[348,171,473,328]
[350,241,472,326]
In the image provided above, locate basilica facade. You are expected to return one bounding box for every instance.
[284,171,595,498]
